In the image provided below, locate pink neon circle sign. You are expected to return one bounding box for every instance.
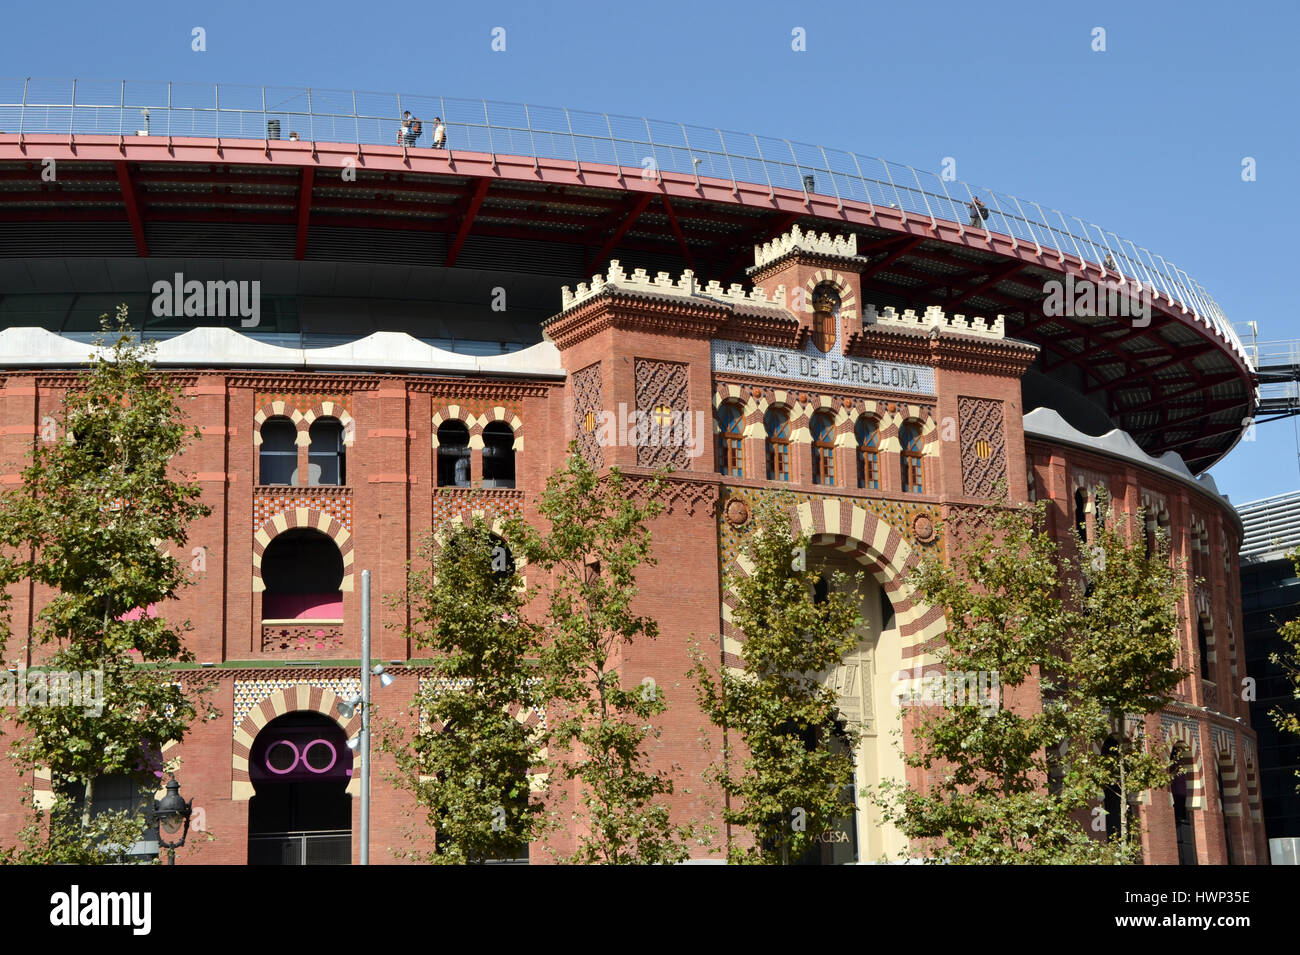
[264,737,339,775]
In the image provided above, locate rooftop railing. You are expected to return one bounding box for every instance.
[0,78,1249,368]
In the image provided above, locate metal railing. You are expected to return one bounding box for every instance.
[0,77,1249,368]
[249,829,351,865]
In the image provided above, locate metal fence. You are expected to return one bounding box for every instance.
[0,77,1249,368]
[248,829,351,865]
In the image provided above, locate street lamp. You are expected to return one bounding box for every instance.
[151,776,192,866]
[331,570,396,864]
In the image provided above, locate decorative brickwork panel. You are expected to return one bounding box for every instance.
[573,363,603,468]
[233,677,360,737]
[633,358,690,470]
[254,491,353,532]
[261,623,345,654]
[256,392,353,418]
[958,397,1007,498]
[432,488,524,529]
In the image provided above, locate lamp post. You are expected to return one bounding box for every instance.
[336,569,394,865]
[151,776,192,866]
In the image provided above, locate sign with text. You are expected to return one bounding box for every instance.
[710,339,935,395]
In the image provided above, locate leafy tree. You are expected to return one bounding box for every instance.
[1269,550,1300,792]
[1064,499,1186,859]
[0,311,214,864]
[874,496,1184,864]
[693,492,863,864]
[505,445,693,864]
[381,516,546,863]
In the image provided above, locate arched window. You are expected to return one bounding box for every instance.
[1198,617,1212,680]
[1217,764,1237,865]
[900,422,924,494]
[855,416,879,490]
[481,422,516,489]
[717,402,744,477]
[437,421,471,488]
[260,417,298,486]
[810,412,836,486]
[308,418,346,486]
[765,409,791,482]
[56,769,161,860]
[1171,748,1198,865]
[261,528,344,620]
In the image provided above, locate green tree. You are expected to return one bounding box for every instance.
[873,497,1186,864]
[505,446,693,864]
[1269,550,1300,792]
[0,311,214,864]
[692,493,862,864]
[381,516,546,863]
[1064,500,1186,860]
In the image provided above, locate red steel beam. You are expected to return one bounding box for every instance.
[113,161,149,257]
[294,166,315,260]
[660,193,695,271]
[445,178,491,267]
[584,192,653,274]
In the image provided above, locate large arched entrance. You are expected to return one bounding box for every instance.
[807,541,909,863]
[247,711,354,865]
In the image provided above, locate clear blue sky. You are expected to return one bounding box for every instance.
[2,0,1297,505]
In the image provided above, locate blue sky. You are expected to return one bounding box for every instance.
[2,0,1297,504]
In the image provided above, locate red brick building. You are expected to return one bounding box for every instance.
[0,91,1266,863]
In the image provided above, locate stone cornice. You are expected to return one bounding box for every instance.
[843,325,1038,377]
[713,310,803,349]
[543,296,731,350]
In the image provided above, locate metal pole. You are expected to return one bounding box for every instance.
[360,568,371,866]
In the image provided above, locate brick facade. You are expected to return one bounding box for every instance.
[0,231,1266,865]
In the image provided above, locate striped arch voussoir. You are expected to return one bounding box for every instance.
[253,401,306,447]
[301,402,357,447]
[231,686,362,800]
[252,508,355,593]
[431,405,476,449]
[805,270,858,320]
[1164,720,1205,810]
[721,498,944,673]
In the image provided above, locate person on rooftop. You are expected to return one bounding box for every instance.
[968,196,989,227]
[398,111,422,146]
[432,117,446,149]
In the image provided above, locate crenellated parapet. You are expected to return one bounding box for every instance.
[559,260,789,313]
[752,224,863,270]
[864,303,1006,340]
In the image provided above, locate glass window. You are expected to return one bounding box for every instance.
[260,417,298,486]
[718,403,744,478]
[437,421,471,488]
[308,419,346,486]
[811,412,835,486]
[765,409,791,482]
[481,422,516,489]
[855,416,879,490]
[900,422,924,494]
